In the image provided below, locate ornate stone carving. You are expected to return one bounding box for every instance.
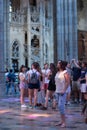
[12,41,19,58]
[23,44,28,57]
[31,47,40,64]
[31,35,40,63]
[31,26,40,36]
[31,35,40,48]
[31,14,39,23]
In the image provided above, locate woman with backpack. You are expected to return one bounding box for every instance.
[27,62,40,109]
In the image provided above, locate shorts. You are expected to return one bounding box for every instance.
[80,84,87,93]
[28,83,39,89]
[43,83,48,90]
[19,82,26,89]
[56,93,66,114]
[72,81,80,91]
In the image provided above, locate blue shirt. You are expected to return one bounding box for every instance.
[72,67,81,81]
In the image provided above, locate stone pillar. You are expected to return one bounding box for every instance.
[4,0,10,69]
[0,0,5,96]
[56,0,78,61]
[53,0,57,64]
[0,0,9,96]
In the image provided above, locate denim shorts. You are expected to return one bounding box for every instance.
[56,93,66,114]
[28,83,39,89]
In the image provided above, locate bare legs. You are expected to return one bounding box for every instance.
[28,88,38,107]
[20,88,25,105]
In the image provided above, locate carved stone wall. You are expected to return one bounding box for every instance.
[78,31,87,61]
[77,0,87,61]
[9,0,54,68]
[78,0,87,31]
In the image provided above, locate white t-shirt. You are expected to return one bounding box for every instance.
[42,69,50,83]
[55,70,67,93]
[19,72,26,81]
[5,72,9,82]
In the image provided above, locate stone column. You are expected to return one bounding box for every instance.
[53,0,57,64]
[0,0,9,96]
[0,0,5,96]
[56,0,78,61]
[4,0,10,69]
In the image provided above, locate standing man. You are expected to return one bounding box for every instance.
[7,69,16,95]
[71,59,81,103]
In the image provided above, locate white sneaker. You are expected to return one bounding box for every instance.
[67,101,71,105]
[74,99,78,103]
[21,104,27,108]
[28,105,33,109]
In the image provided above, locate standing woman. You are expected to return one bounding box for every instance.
[28,62,40,109]
[19,65,27,108]
[79,62,87,102]
[55,61,70,128]
[41,63,57,110]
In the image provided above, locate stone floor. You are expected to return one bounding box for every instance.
[0,96,87,130]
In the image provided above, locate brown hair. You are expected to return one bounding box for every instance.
[58,60,67,70]
[32,62,40,69]
[50,63,56,74]
[19,65,25,72]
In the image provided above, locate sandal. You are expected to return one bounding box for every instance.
[60,123,66,128]
[55,122,62,126]
[41,106,47,110]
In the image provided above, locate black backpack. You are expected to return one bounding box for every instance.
[7,72,15,82]
[29,71,38,84]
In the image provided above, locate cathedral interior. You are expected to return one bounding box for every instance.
[3,0,87,71]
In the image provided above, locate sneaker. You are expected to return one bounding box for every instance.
[79,99,83,104]
[36,103,42,107]
[33,106,37,110]
[21,104,27,108]
[60,123,66,128]
[55,122,62,126]
[41,106,47,110]
[67,101,71,105]
[28,105,33,109]
[74,99,78,103]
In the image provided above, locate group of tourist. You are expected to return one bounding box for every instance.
[5,59,87,127]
